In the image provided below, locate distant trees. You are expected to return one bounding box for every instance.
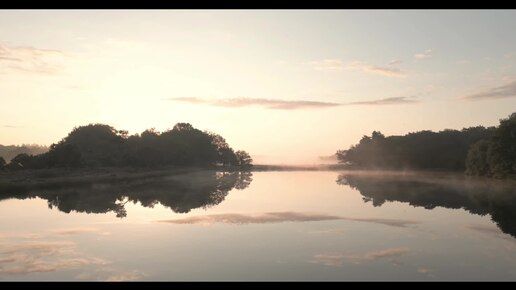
[0,144,48,162]
[337,127,494,171]
[466,113,516,178]
[235,150,253,168]
[336,112,515,179]
[2,123,252,170]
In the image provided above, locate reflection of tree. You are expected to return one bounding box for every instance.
[0,170,252,218]
[337,173,516,237]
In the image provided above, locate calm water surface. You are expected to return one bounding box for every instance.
[1,170,516,281]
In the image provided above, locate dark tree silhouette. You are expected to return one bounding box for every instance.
[235,150,253,168]
[0,156,5,169]
[337,125,495,172]
[3,123,252,170]
[466,113,516,178]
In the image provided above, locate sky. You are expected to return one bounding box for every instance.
[0,10,515,164]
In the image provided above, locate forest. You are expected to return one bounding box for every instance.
[336,112,516,178]
[0,123,252,170]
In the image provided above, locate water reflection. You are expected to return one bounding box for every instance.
[0,171,252,218]
[337,172,516,237]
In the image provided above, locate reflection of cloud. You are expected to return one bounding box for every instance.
[0,43,66,74]
[309,228,346,235]
[311,254,345,267]
[0,240,109,275]
[417,267,433,274]
[346,217,419,227]
[463,80,516,100]
[50,227,100,235]
[158,211,419,228]
[346,248,411,264]
[348,61,407,78]
[105,270,146,282]
[312,248,411,267]
[76,267,146,281]
[158,212,343,225]
[465,224,514,242]
[167,97,340,110]
[415,49,433,60]
[347,96,418,106]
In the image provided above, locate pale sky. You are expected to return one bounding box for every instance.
[1,10,515,164]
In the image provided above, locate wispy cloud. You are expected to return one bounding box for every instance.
[166,96,419,110]
[463,80,516,100]
[157,211,419,228]
[1,125,23,128]
[167,97,341,110]
[309,59,406,77]
[311,254,346,267]
[310,59,345,71]
[389,59,402,65]
[414,49,433,60]
[348,61,407,78]
[0,43,66,74]
[347,96,419,106]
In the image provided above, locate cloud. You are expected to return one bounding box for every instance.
[157,211,419,228]
[1,125,23,128]
[463,80,516,100]
[310,59,406,77]
[347,96,419,106]
[347,61,407,78]
[310,59,345,71]
[414,49,433,60]
[389,59,402,65]
[0,43,65,74]
[346,247,411,264]
[167,96,419,110]
[167,97,341,110]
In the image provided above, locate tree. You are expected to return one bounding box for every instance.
[465,140,491,176]
[0,156,5,169]
[235,150,253,168]
[486,113,516,178]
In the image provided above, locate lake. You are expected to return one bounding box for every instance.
[1,170,516,281]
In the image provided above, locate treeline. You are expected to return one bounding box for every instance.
[0,123,252,170]
[0,144,48,162]
[337,112,516,178]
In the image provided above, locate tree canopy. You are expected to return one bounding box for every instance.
[4,123,252,170]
